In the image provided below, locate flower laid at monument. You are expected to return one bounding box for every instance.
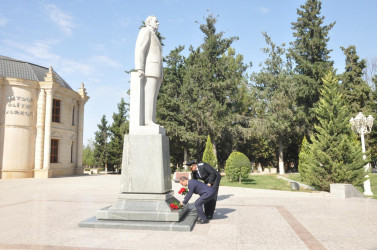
[178,187,188,195]
[170,201,182,210]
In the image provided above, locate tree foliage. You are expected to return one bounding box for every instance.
[157,14,249,168]
[298,136,310,182]
[83,139,95,167]
[93,115,110,168]
[108,98,129,167]
[289,0,335,135]
[340,45,372,116]
[156,46,193,168]
[251,32,298,172]
[299,72,367,191]
[202,135,218,170]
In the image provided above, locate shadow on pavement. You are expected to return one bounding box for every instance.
[217,194,234,201]
[213,208,236,220]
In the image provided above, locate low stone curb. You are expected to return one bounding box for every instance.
[277,175,317,191]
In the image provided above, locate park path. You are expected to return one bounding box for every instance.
[0,175,376,249]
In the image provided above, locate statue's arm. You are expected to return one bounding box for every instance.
[135,28,150,77]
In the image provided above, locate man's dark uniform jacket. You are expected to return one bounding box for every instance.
[192,162,221,189]
[191,162,221,218]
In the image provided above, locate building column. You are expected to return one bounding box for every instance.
[76,101,85,169]
[34,89,46,171]
[42,89,53,172]
[0,77,3,178]
[75,83,89,175]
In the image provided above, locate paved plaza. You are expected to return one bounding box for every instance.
[0,175,377,250]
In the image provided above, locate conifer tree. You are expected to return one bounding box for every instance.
[367,75,377,167]
[251,33,297,174]
[184,14,249,164]
[340,45,372,116]
[300,72,366,191]
[93,115,110,168]
[202,135,218,169]
[288,0,335,135]
[108,98,129,167]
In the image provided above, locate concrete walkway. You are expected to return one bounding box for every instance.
[0,175,377,250]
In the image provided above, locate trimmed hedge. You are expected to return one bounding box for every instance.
[225,151,251,183]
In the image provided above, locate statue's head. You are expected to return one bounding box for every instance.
[145,16,159,31]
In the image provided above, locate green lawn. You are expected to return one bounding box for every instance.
[220,174,301,192]
[283,173,303,183]
[284,173,377,199]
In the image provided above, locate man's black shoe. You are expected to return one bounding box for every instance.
[206,215,213,220]
[197,219,209,224]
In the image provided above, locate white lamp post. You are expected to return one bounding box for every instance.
[350,112,374,196]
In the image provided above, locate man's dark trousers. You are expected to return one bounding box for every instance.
[196,192,216,221]
[204,175,221,217]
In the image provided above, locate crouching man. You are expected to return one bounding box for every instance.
[179,176,215,224]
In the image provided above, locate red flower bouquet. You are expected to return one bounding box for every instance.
[178,187,188,195]
[170,201,182,211]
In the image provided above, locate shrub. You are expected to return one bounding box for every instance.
[202,135,218,170]
[225,151,251,184]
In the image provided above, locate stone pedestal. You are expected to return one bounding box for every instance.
[120,134,171,193]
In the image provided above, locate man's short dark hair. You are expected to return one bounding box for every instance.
[179,176,189,181]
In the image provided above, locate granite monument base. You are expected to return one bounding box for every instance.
[96,191,188,222]
[79,208,198,232]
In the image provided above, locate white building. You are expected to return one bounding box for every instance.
[0,55,89,178]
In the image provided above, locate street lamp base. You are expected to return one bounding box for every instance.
[364,191,374,196]
[363,179,374,196]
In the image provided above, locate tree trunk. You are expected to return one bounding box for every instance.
[239,174,241,184]
[183,147,188,170]
[213,142,217,169]
[183,147,188,162]
[278,138,285,175]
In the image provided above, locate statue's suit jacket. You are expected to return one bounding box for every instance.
[135,27,163,79]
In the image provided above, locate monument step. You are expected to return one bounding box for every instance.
[79,208,198,232]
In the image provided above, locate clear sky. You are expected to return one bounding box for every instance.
[1,0,377,144]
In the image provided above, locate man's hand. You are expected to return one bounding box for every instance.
[207,183,211,186]
[180,202,184,206]
[138,69,145,78]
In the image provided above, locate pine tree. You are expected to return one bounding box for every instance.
[183,14,249,165]
[301,72,366,191]
[202,135,218,169]
[108,98,129,168]
[288,0,335,135]
[251,33,297,174]
[368,75,377,167]
[340,45,372,116]
[93,115,110,168]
